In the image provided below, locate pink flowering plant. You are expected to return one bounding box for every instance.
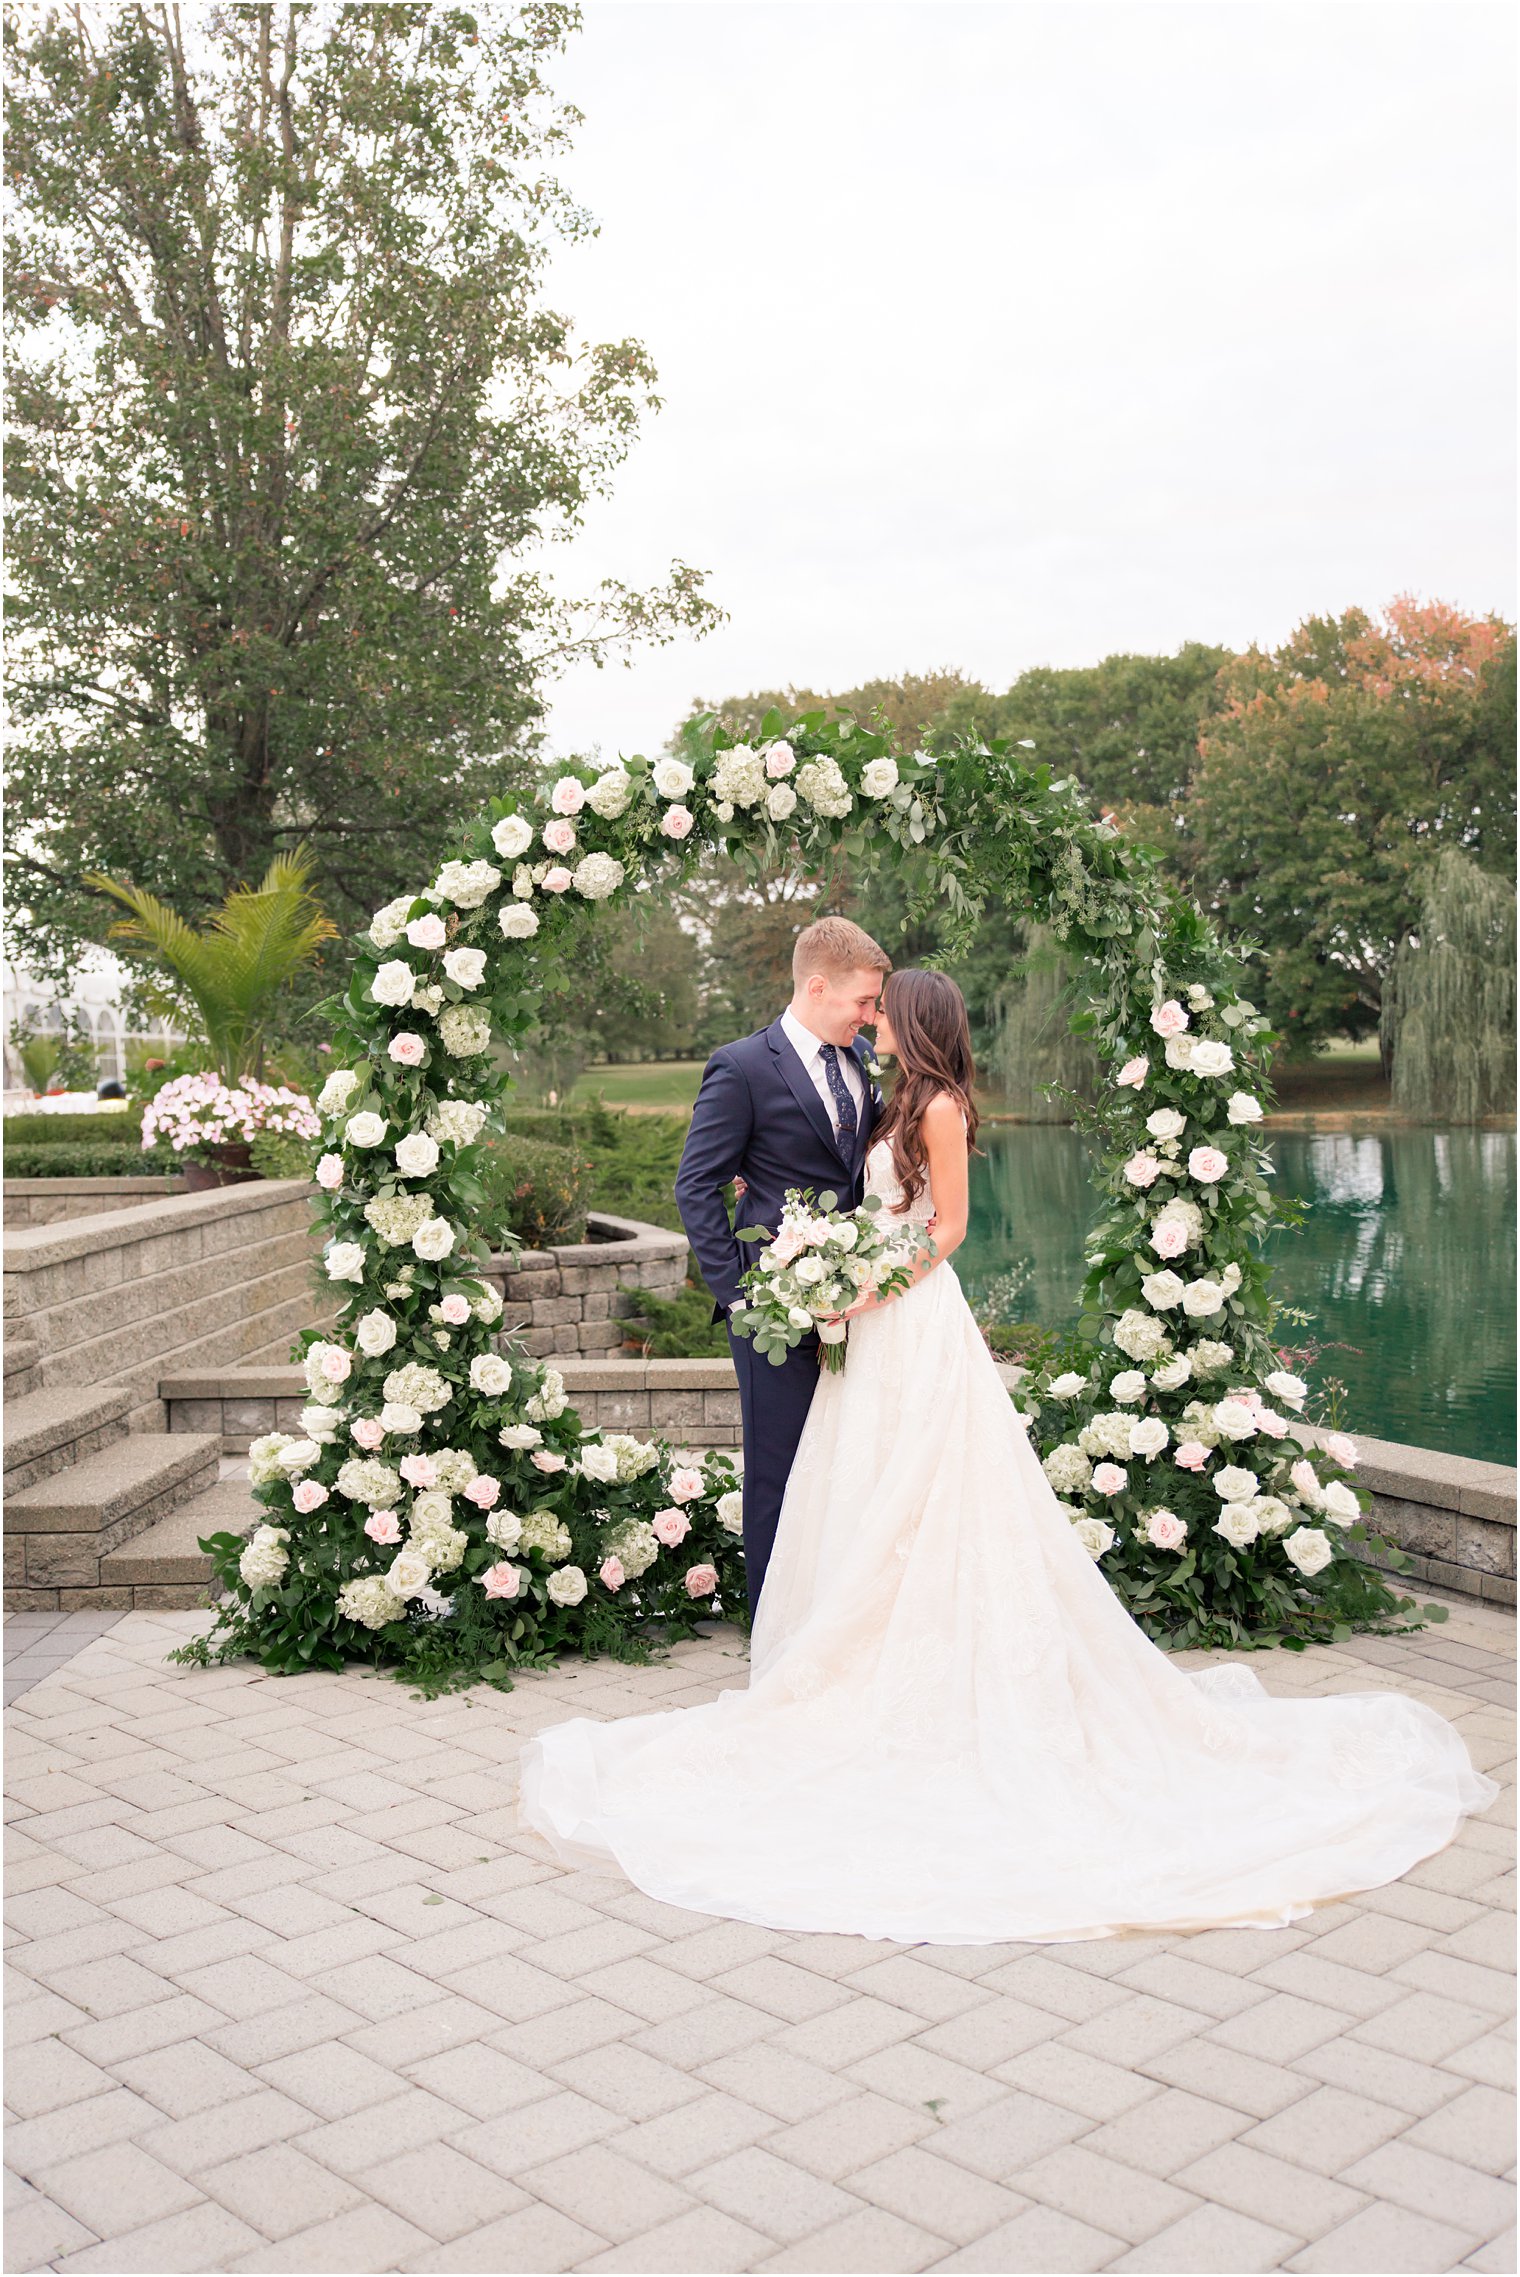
[175,709,1436,1694]
[140,1072,320,1159]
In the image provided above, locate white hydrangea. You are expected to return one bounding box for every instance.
[317,1068,360,1115]
[473,1283,503,1324]
[382,1362,452,1413]
[1191,1339,1234,1374]
[601,1517,659,1579]
[426,1099,489,1148]
[525,1368,567,1422]
[584,765,632,820]
[248,1432,295,1486]
[433,858,501,909]
[1079,1411,1135,1460]
[573,852,625,901]
[363,1192,433,1248]
[367,896,417,951]
[795,755,853,817]
[336,1457,402,1507]
[1112,1308,1170,1362]
[239,1525,290,1588]
[519,1510,573,1562]
[711,744,768,809]
[338,1574,407,1629]
[1042,1443,1093,1493]
[437,1005,491,1057]
[431,1448,478,1491]
[1246,1495,1296,1535]
[602,1432,662,1481]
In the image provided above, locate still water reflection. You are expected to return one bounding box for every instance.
[960,1125,1516,1466]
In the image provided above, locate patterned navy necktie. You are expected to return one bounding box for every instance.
[821,1044,858,1147]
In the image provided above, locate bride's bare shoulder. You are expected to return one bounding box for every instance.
[922,1090,969,1130]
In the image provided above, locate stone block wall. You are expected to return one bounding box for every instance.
[1312,1428,1518,1610]
[5,1180,335,1432]
[4,1176,187,1228]
[486,1212,689,1360]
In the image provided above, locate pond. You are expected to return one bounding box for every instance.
[960,1124,1517,1468]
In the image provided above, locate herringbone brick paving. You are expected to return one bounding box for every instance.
[4,1595,1513,2274]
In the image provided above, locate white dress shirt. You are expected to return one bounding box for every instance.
[779,1006,865,1139]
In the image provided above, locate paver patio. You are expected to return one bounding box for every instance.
[4,1589,1514,2275]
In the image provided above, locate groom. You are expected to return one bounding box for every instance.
[675,916,890,1616]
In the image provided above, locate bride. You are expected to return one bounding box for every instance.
[518,970,1498,1945]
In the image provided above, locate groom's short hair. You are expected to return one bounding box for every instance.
[792,916,891,984]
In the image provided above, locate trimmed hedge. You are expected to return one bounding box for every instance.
[4,1141,178,1179]
[3,1110,143,1146]
[476,1134,595,1249]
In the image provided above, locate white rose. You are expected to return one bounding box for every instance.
[371,959,417,1007]
[1227,1092,1264,1125]
[1211,1398,1259,1441]
[469,1354,514,1396]
[766,781,797,821]
[1164,1034,1195,1070]
[1109,1371,1147,1404]
[1265,1370,1308,1408]
[1320,1479,1361,1525]
[345,1110,387,1149]
[861,757,899,796]
[1182,1278,1226,1318]
[1073,1518,1115,1559]
[1214,1505,1260,1549]
[499,1423,543,1450]
[442,948,487,991]
[576,1442,620,1483]
[547,1565,588,1606]
[387,1546,434,1599]
[716,1490,744,1535]
[395,1131,440,1177]
[1214,1465,1260,1502]
[1141,1270,1186,1311]
[788,1306,815,1331]
[355,1310,398,1357]
[499,904,540,940]
[1146,1108,1186,1140]
[1188,1040,1235,1077]
[1128,1417,1170,1459]
[652,756,694,798]
[380,1402,422,1434]
[1283,1525,1334,1576]
[317,1069,359,1114]
[413,1217,456,1261]
[300,1405,345,1442]
[793,1255,825,1284]
[1247,1495,1295,1535]
[491,813,534,859]
[324,1242,366,1283]
[1151,1355,1192,1391]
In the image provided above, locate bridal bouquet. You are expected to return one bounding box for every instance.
[730,1187,931,1373]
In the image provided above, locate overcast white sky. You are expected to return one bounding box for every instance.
[536,0,1515,764]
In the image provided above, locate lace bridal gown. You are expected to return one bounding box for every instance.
[518,1131,1499,1945]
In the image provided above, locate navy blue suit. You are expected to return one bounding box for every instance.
[674,1020,883,1617]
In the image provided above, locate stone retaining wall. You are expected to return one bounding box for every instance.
[4,1175,188,1228]
[486,1211,689,1359]
[161,1358,1518,1608]
[5,1180,335,1432]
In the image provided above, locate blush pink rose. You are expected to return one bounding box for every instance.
[318,1349,352,1383]
[315,1153,344,1190]
[550,776,586,815]
[1255,1408,1290,1438]
[1091,1462,1128,1494]
[1116,1055,1149,1088]
[667,1467,705,1503]
[482,1560,521,1598]
[292,1478,328,1513]
[542,866,573,894]
[350,1416,385,1450]
[1123,1151,1163,1189]
[1188,1145,1229,1183]
[599,1556,626,1590]
[406,913,448,950]
[542,817,577,854]
[1290,1458,1323,1501]
[765,748,795,778]
[684,1563,718,1597]
[1150,1000,1189,1037]
[660,805,694,841]
[464,1474,501,1508]
[1173,1441,1210,1471]
[1150,1219,1189,1259]
[400,1453,437,1488]
[1324,1431,1358,1466]
[652,1507,691,1547]
[388,1032,425,1066]
[531,1450,567,1473]
[1146,1510,1188,1551]
[439,1293,472,1324]
[365,1510,403,1543]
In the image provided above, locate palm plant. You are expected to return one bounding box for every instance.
[85,852,338,1084]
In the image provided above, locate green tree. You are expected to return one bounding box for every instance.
[1188,603,1515,1055]
[5,1,720,999]
[1381,848,1516,1121]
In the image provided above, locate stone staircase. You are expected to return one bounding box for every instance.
[4,1383,258,1612]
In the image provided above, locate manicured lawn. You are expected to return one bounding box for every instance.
[569,1060,705,1114]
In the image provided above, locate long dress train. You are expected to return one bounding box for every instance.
[517,1136,1499,1945]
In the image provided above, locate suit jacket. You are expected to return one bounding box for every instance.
[675,1020,885,1319]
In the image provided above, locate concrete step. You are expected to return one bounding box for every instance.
[3,1384,133,1491]
[4,1336,42,1396]
[5,1432,222,1610]
[101,1478,261,1607]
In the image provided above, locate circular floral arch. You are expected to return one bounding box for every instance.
[184,710,1424,1692]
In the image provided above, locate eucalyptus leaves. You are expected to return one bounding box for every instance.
[182,707,1426,1689]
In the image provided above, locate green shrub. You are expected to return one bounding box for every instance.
[3,1109,144,1146]
[3,1141,178,1179]
[477,1134,594,1249]
[617,1280,731,1359]
[248,1128,318,1181]
[504,1102,686,1227]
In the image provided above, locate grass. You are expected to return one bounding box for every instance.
[568,1061,705,1114]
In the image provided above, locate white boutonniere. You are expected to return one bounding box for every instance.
[862,1050,883,1087]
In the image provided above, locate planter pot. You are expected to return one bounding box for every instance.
[182,1143,261,1191]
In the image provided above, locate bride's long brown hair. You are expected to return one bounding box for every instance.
[873,968,979,1208]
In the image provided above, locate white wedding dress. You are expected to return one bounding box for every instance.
[518,1132,1499,1945]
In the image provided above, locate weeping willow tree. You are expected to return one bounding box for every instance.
[1382,850,1517,1122]
[985,922,1101,1120]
